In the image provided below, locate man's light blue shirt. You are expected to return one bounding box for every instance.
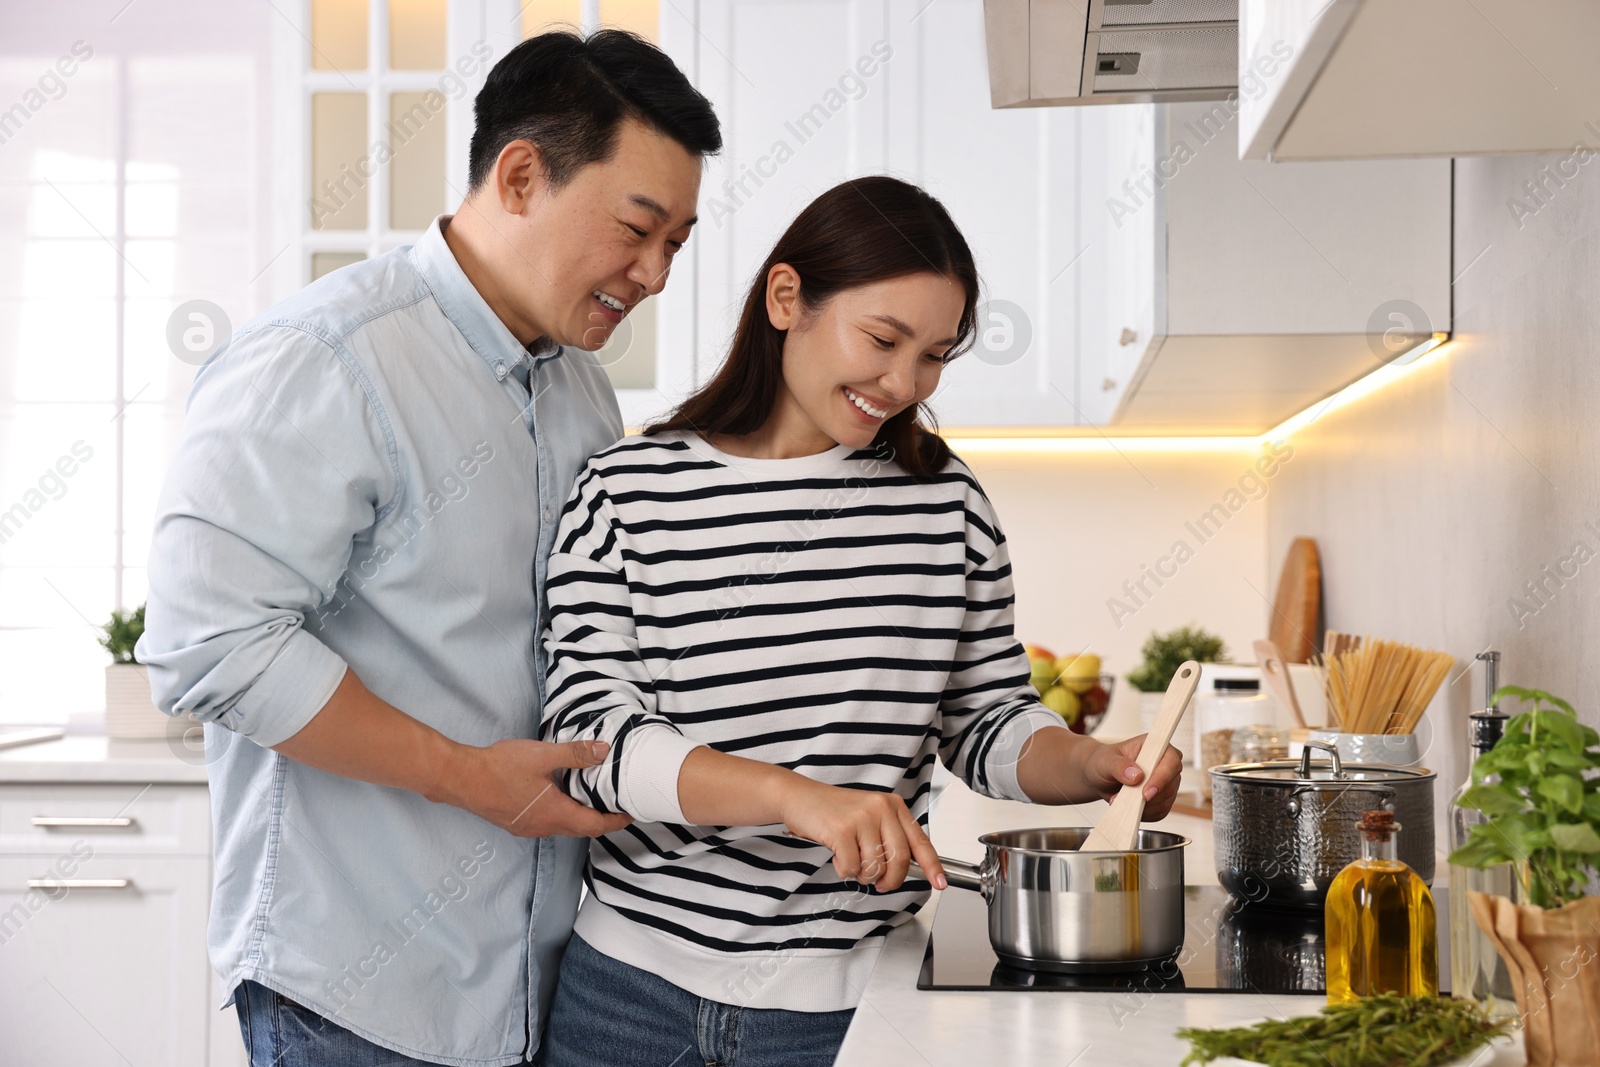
[137,216,623,1066]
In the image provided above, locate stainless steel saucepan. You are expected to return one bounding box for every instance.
[916,826,1190,973]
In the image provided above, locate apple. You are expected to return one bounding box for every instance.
[1040,684,1081,723]
[1079,682,1109,721]
[1024,643,1057,663]
[1029,658,1058,694]
[1054,653,1102,695]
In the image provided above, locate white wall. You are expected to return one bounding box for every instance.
[1268,152,1600,863]
[961,444,1275,736]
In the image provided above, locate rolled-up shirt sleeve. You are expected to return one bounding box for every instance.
[136,324,396,747]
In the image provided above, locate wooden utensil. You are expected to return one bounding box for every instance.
[1254,638,1308,729]
[1312,632,1361,729]
[1082,660,1201,853]
[1268,538,1321,663]
[1324,631,1362,659]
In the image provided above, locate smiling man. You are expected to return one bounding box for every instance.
[137,31,719,1067]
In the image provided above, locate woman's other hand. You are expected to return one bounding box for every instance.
[778,779,948,893]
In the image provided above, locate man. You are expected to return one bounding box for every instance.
[137,30,719,1067]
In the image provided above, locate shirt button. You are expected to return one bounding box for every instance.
[495,362,508,380]
[542,509,551,522]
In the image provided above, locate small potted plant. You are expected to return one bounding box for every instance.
[99,603,176,740]
[1450,685,1600,1067]
[1127,625,1227,730]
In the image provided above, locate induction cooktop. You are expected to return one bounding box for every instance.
[917,884,1452,995]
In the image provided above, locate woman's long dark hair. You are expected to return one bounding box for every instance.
[645,176,979,478]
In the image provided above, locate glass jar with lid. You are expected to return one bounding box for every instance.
[1194,678,1273,800]
[1231,723,1291,763]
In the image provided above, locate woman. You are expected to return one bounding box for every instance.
[539,176,1182,1066]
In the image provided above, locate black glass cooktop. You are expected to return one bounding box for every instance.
[917,884,1451,994]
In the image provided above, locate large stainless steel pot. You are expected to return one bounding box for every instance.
[1211,741,1436,908]
[930,827,1189,973]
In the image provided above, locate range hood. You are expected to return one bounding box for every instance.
[983,0,1238,108]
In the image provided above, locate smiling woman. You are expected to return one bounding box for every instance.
[536,177,1185,1067]
[647,175,980,476]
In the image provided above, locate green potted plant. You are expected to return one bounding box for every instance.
[99,603,173,739]
[1127,625,1227,736]
[1450,685,1600,1067]
[1127,625,1228,693]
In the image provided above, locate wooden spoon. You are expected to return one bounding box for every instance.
[1254,638,1309,730]
[1082,660,1201,853]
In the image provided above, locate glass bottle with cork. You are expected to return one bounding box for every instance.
[1448,650,1519,1020]
[1325,809,1439,1004]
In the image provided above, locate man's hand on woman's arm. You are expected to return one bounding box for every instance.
[1013,727,1184,819]
[274,669,633,838]
[675,746,948,894]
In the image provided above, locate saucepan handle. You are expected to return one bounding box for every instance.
[908,857,986,896]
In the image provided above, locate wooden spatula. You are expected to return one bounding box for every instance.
[1082,660,1201,853]
[1253,638,1308,729]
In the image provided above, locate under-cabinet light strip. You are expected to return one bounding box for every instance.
[623,335,1453,453]
[945,333,1453,453]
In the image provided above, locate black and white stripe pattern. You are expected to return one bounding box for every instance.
[539,430,1064,1011]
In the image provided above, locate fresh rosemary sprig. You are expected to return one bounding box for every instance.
[1176,995,1510,1067]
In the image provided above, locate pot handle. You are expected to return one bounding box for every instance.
[1286,781,1397,816]
[908,857,987,897]
[1298,739,1347,779]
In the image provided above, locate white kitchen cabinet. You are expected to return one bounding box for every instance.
[1097,102,1452,435]
[0,779,226,1067]
[885,0,1081,427]
[1238,0,1600,161]
[1075,103,1158,425]
[0,854,213,1067]
[667,1,1450,434]
[668,0,1086,429]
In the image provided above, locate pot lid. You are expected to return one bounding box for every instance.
[1213,759,1436,785]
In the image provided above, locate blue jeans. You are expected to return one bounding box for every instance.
[233,979,456,1066]
[543,935,856,1067]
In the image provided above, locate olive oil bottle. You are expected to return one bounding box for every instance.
[1325,810,1438,1005]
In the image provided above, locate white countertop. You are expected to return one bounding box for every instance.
[0,735,209,784]
[0,731,1523,1066]
[835,772,1523,1067]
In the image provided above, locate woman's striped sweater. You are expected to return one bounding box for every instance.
[539,429,1065,1012]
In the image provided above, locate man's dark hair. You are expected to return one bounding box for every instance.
[468,30,721,191]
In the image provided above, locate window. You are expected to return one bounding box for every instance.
[300,0,454,280]
[0,0,663,725]
[0,14,273,725]
[521,0,660,394]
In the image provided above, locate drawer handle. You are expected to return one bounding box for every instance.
[27,879,133,890]
[31,817,137,829]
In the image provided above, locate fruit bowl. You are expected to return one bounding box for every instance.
[1068,674,1115,735]
[1025,646,1114,735]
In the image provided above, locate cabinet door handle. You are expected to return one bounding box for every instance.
[31,817,137,829]
[27,879,133,890]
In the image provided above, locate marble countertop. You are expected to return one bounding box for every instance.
[835,772,1522,1067]
[0,735,209,784]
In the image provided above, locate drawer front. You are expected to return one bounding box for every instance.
[0,783,210,857]
[0,854,212,1067]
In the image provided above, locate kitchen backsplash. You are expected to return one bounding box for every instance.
[1268,151,1600,857]
[963,446,1274,690]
